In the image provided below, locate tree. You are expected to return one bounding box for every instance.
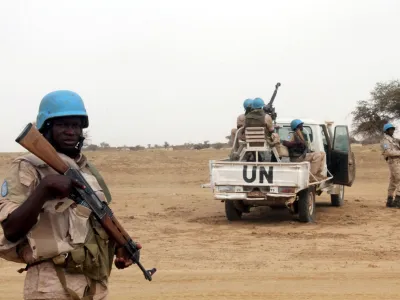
[351,79,400,138]
[100,142,110,148]
[164,141,170,149]
[213,142,224,149]
[86,144,99,151]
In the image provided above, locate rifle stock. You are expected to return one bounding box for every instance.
[15,123,156,281]
[15,123,69,174]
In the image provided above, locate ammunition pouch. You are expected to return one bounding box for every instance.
[61,218,116,281]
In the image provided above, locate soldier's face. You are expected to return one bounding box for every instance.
[387,128,395,136]
[51,117,83,151]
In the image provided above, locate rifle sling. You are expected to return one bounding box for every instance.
[86,162,112,203]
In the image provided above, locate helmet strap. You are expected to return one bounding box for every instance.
[76,136,85,152]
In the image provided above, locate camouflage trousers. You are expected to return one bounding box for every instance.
[388,158,400,197]
[23,261,108,300]
[291,152,326,177]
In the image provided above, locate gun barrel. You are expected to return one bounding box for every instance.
[269,82,281,105]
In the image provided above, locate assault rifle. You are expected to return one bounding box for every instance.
[263,82,281,123]
[15,123,156,281]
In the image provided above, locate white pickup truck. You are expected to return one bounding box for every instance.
[207,118,356,222]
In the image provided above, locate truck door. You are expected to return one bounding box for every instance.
[329,125,356,186]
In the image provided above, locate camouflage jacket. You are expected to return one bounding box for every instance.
[380,133,400,159]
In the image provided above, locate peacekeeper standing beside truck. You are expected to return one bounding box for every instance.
[381,123,400,208]
[0,90,137,300]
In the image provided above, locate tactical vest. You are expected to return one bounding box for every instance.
[15,153,116,286]
[244,109,266,127]
[287,131,308,158]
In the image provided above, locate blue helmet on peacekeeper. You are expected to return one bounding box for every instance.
[252,97,265,109]
[243,98,253,110]
[290,119,304,131]
[383,123,395,132]
[36,90,89,132]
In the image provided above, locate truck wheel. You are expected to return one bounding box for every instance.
[225,200,242,221]
[298,186,316,223]
[331,185,344,207]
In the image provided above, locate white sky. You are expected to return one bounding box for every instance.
[1,0,399,152]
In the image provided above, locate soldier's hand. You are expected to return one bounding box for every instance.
[114,243,141,269]
[40,174,85,199]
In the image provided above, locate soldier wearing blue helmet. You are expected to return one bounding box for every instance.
[0,90,135,299]
[282,119,327,182]
[241,98,281,161]
[380,123,400,207]
[230,98,254,145]
[244,98,275,133]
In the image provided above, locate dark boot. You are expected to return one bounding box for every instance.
[386,196,394,207]
[393,196,400,208]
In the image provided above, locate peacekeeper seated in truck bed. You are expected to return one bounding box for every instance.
[230,98,253,145]
[281,119,327,181]
[242,97,283,161]
[244,97,279,145]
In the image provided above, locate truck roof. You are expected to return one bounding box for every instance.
[276,118,327,125]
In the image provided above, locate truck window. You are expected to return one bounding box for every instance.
[333,126,349,152]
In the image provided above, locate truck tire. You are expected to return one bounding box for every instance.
[331,185,344,207]
[225,200,242,221]
[298,186,316,223]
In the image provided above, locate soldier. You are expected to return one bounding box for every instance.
[230,98,253,145]
[282,119,327,182]
[243,98,281,161]
[380,123,400,208]
[244,97,275,135]
[0,90,136,299]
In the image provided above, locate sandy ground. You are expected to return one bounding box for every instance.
[1,145,400,299]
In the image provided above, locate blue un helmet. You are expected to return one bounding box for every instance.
[252,97,265,109]
[36,90,89,131]
[290,119,304,131]
[243,98,253,110]
[383,123,395,132]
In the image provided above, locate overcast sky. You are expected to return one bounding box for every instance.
[1,0,399,152]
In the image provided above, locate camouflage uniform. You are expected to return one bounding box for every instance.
[230,114,246,145]
[244,109,275,133]
[0,152,114,299]
[380,133,400,206]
